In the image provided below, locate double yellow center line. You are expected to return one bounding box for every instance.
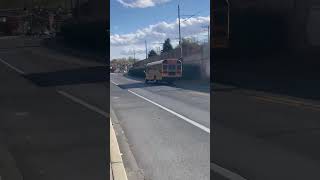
[253,95,320,112]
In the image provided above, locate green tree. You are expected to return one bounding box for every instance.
[161,38,173,54]
[181,38,200,48]
[148,49,157,58]
[179,38,201,55]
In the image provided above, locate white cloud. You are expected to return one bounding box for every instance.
[120,48,145,56]
[117,0,171,8]
[111,16,209,46]
[110,16,210,60]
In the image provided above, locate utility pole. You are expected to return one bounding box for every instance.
[208,25,210,43]
[76,0,80,20]
[71,0,73,10]
[145,40,148,60]
[178,4,182,59]
[133,49,136,63]
[153,42,164,55]
[202,25,210,43]
[30,0,34,33]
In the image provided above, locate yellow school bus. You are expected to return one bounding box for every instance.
[145,59,182,83]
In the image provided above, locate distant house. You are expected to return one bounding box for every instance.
[0,10,25,35]
[0,16,7,34]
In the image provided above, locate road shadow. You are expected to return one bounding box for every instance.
[23,66,108,87]
[117,82,163,90]
[213,55,320,100]
[212,86,238,92]
[123,73,210,94]
[43,37,105,63]
[174,82,210,93]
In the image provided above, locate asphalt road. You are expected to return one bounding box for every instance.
[212,83,320,179]
[0,36,109,180]
[110,73,210,180]
[6,36,320,179]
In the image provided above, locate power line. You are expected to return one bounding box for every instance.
[181,11,201,22]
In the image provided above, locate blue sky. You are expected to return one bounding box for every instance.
[110,0,210,60]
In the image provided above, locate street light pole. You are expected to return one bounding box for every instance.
[76,0,80,20]
[30,0,34,33]
[70,0,73,10]
[208,25,210,43]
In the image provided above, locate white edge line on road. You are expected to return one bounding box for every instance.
[111,81,119,86]
[0,58,25,74]
[127,89,210,134]
[57,90,109,118]
[211,163,248,180]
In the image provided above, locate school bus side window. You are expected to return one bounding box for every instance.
[163,64,167,69]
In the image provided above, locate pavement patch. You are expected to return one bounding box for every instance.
[14,112,29,116]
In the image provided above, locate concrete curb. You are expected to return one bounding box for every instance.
[110,119,128,180]
[0,136,23,180]
[110,107,145,180]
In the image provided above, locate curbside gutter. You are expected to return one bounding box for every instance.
[110,119,128,180]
